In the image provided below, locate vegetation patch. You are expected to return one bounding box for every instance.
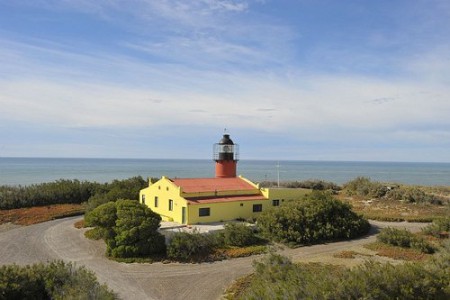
[215,245,267,259]
[166,223,267,263]
[0,176,148,211]
[166,230,221,262]
[333,250,360,259]
[341,196,449,222]
[364,242,430,261]
[85,199,166,258]
[341,177,449,222]
[228,245,450,299]
[377,227,435,254]
[73,219,85,229]
[84,227,104,240]
[0,261,117,299]
[259,179,340,191]
[422,216,450,238]
[0,204,85,226]
[257,191,370,246]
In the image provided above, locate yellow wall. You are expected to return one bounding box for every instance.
[187,199,272,224]
[140,177,187,223]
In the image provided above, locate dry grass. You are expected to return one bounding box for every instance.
[215,245,267,259]
[223,274,255,300]
[0,204,85,226]
[332,250,373,260]
[364,242,431,261]
[74,219,85,229]
[339,195,449,222]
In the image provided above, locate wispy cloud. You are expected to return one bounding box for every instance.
[0,0,449,160]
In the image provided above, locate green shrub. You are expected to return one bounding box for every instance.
[237,249,450,300]
[223,223,257,247]
[343,176,388,198]
[84,199,166,258]
[257,191,370,246]
[388,186,443,205]
[167,231,220,262]
[377,227,415,248]
[377,227,435,254]
[84,228,104,240]
[422,217,450,238]
[259,179,340,191]
[0,261,117,299]
[0,176,148,210]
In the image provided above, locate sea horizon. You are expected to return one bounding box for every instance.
[1,157,450,187]
[3,156,450,164]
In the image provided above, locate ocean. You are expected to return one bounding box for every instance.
[1,157,450,186]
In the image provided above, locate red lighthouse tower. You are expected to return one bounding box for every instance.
[213,133,239,178]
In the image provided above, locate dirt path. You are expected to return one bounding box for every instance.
[0,217,428,300]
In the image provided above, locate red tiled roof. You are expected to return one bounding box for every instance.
[186,194,267,205]
[171,177,257,193]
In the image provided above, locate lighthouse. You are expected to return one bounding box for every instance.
[213,133,239,178]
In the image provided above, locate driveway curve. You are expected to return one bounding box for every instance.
[0,217,428,300]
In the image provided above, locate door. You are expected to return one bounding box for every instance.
[181,207,186,224]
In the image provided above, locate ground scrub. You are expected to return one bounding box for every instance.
[343,177,445,205]
[0,176,149,210]
[257,191,370,246]
[231,244,450,300]
[85,199,166,258]
[85,176,150,212]
[223,223,258,247]
[0,261,117,299]
[0,179,98,209]
[167,222,263,262]
[377,227,435,254]
[259,179,340,191]
[167,230,221,262]
[422,217,450,238]
[343,176,389,198]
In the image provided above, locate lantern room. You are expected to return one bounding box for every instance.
[213,134,239,178]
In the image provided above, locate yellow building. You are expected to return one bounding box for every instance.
[139,134,308,224]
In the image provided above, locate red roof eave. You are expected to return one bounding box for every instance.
[186,194,267,205]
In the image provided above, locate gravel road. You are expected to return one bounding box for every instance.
[0,217,428,300]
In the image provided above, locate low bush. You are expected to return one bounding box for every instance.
[224,223,257,247]
[388,186,443,205]
[343,176,389,198]
[422,217,450,238]
[257,191,370,246]
[377,227,435,254]
[0,261,117,299]
[0,176,148,211]
[259,179,340,191]
[234,247,450,300]
[167,231,221,262]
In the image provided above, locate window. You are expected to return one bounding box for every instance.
[253,204,263,212]
[199,207,210,217]
[154,196,158,208]
[169,199,173,211]
[272,199,280,206]
[141,194,146,204]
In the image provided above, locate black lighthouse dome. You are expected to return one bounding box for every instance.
[219,134,234,145]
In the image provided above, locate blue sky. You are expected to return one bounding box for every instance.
[0,0,449,162]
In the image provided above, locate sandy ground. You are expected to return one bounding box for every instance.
[0,217,428,300]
